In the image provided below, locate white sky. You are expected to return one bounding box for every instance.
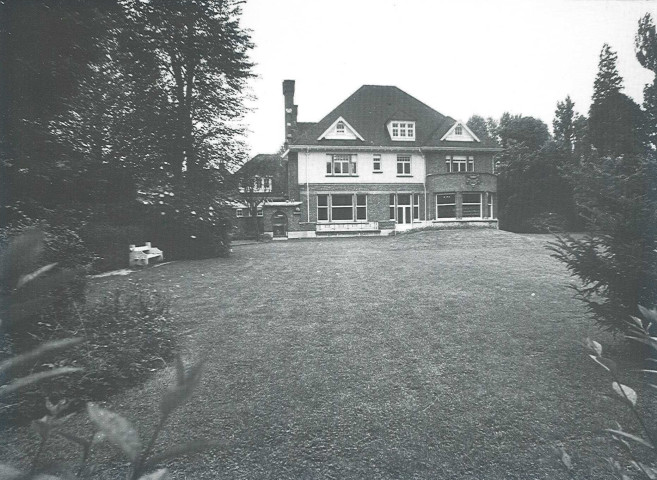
[241,0,657,156]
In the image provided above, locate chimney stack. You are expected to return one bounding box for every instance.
[283,80,297,147]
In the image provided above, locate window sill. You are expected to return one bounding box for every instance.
[325,174,359,177]
[396,174,413,177]
[372,171,383,174]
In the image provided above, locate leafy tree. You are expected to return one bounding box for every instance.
[497,113,551,150]
[553,96,575,151]
[636,13,657,149]
[496,141,576,232]
[466,115,490,140]
[589,43,647,155]
[121,0,254,179]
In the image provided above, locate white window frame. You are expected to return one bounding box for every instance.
[413,194,420,220]
[487,193,494,219]
[336,121,345,135]
[397,155,411,176]
[356,194,367,221]
[327,154,357,176]
[373,154,382,173]
[455,125,463,135]
[389,121,416,141]
[317,193,367,223]
[462,192,483,219]
[236,208,244,218]
[436,194,456,219]
[317,194,329,222]
[446,155,474,173]
[257,207,263,217]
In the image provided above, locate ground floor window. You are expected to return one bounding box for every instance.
[462,193,482,218]
[487,193,494,219]
[436,194,456,219]
[413,194,420,220]
[317,193,367,222]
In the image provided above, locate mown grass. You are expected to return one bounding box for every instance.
[1,229,652,479]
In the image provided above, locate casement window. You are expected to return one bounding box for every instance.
[389,194,396,220]
[436,194,456,219]
[390,121,416,141]
[317,194,329,221]
[413,194,420,220]
[236,208,244,218]
[455,125,463,135]
[326,154,357,176]
[397,155,411,175]
[336,121,345,135]
[257,207,263,217]
[445,155,474,173]
[317,194,367,222]
[462,193,482,218]
[487,193,494,219]
[239,175,272,193]
[373,154,382,173]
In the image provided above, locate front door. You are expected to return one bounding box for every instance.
[396,194,412,224]
[272,211,288,237]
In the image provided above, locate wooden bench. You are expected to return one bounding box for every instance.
[129,242,164,267]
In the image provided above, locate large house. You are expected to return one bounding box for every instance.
[251,80,501,239]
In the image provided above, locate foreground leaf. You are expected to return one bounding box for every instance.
[87,403,141,461]
[143,440,218,471]
[137,469,168,480]
[589,355,618,375]
[0,367,82,397]
[612,382,637,406]
[584,338,603,356]
[606,429,654,449]
[0,338,83,375]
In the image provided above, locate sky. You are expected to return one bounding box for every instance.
[240,0,657,156]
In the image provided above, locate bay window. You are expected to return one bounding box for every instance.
[462,193,482,218]
[436,194,456,219]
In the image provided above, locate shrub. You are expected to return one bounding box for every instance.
[524,212,569,233]
[549,152,657,333]
[558,306,657,479]
[79,223,147,273]
[2,285,176,423]
[139,185,231,260]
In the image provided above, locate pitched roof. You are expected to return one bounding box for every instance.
[290,85,499,150]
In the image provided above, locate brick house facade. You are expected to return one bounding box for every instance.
[256,80,501,239]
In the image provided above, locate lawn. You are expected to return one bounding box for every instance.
[1,229,650,479]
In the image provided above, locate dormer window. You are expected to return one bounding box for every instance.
[336,121,345,135]
[388,121,416,141]
[455,125,463,135]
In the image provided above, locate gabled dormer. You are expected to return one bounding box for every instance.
[317,116,364,141]
[386,112,416,141]
[441,121,480,142]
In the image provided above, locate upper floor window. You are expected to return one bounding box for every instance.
[326,154,357,176]
[257,207,263,217]
[239,175,272,193]
[336,121,345,135]
[445,155,474,173]
[373,154,382,172]
[397,155,411,175]
[389,121,416,141]
[455,125,463,135]
[236,208,244,218]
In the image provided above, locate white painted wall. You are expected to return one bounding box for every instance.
[298,151,425,184]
